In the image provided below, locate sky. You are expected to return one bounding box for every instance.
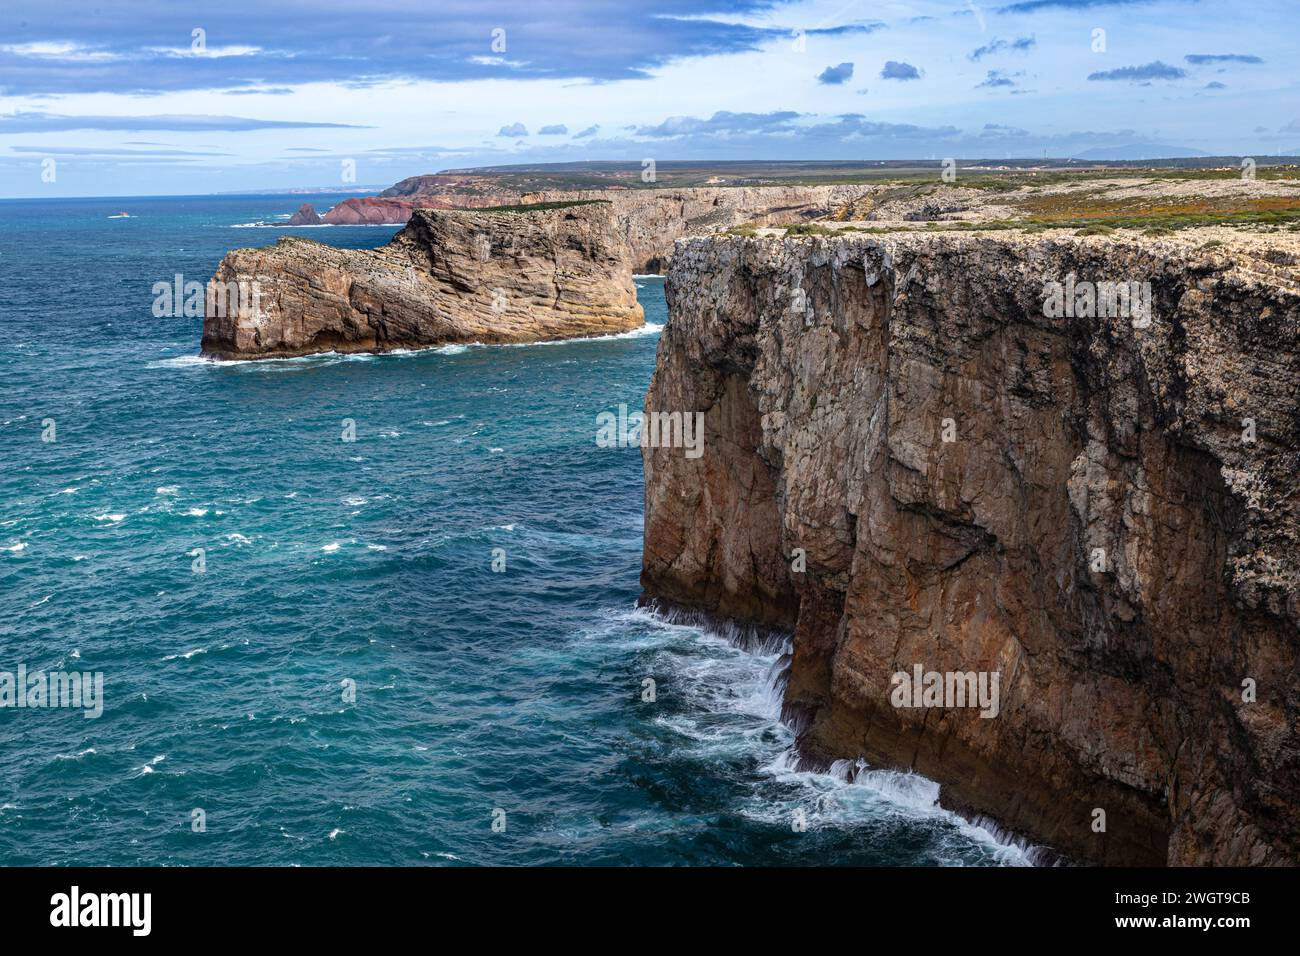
[1,0,1297,197]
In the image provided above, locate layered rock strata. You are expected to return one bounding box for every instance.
[641,229,1299,865]
[201,201,643,359]
[369,182,881,272]
[519,185,875,273]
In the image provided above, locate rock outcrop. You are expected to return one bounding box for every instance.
[319,197,416,225]
[368,181,880,272]
[201,201,643,359]
[519,186,875,273]
[641,228,1300,865]
[370,172,1300,270]
[287,203,322,226]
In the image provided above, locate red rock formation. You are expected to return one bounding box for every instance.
[287,203,322,226]
[319,197,416,225]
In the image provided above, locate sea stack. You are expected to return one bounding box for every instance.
[200,200,644,359]
[287,203,322,226]
[641,228,1300,866]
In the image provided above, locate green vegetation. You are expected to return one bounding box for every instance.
[924,207,1300,232]
[1034,208,1300,231]
[775,207,1300,239]
[1012,191,1300,230]
[783,223,838,236]
[435,159,1300,192]
[778,175,1300,237]
[943,177,1024,192]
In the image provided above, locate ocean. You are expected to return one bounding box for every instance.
[0,194,1029,866]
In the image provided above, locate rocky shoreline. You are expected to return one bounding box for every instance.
[640,228,1300,865]
[203,169,1300,864]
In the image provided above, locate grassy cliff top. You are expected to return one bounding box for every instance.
[392,159,1300,193]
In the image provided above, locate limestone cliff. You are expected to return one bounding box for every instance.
[521,186,874,273]
[641,228,1299,865]
[367,181,880,272]
[201,201,643,359]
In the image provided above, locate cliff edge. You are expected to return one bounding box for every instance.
[519,185,876,273]
[201,201,643,359]
[642,228,1299,865]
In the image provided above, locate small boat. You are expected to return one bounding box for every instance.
[107,212,131,219]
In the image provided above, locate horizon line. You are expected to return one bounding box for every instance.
[4,154,1299,201]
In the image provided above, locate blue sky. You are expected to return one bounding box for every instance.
[1,0,1296,196]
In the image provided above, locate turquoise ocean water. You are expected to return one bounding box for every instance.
[0,194,1029,865]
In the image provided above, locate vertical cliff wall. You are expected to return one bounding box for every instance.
[642,230,1300,865]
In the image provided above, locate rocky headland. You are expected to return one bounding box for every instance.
[516,185,877,273]
[359,169,1300,272]
[640,227,1300,865]
[303,181,884,269]
[201,200,643,359]
[285,198,416,225]
[217,161,1300,862]
[317,197,415,225]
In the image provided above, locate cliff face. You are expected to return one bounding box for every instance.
[522,186,875,273]
[309,183,880,271]
[201,202,642,359]
[642,229,1300,865]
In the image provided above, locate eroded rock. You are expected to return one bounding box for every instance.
[642,228,1300,865]
[319,197,416,225]
[201,201,643,359]
[287,203,322,226]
